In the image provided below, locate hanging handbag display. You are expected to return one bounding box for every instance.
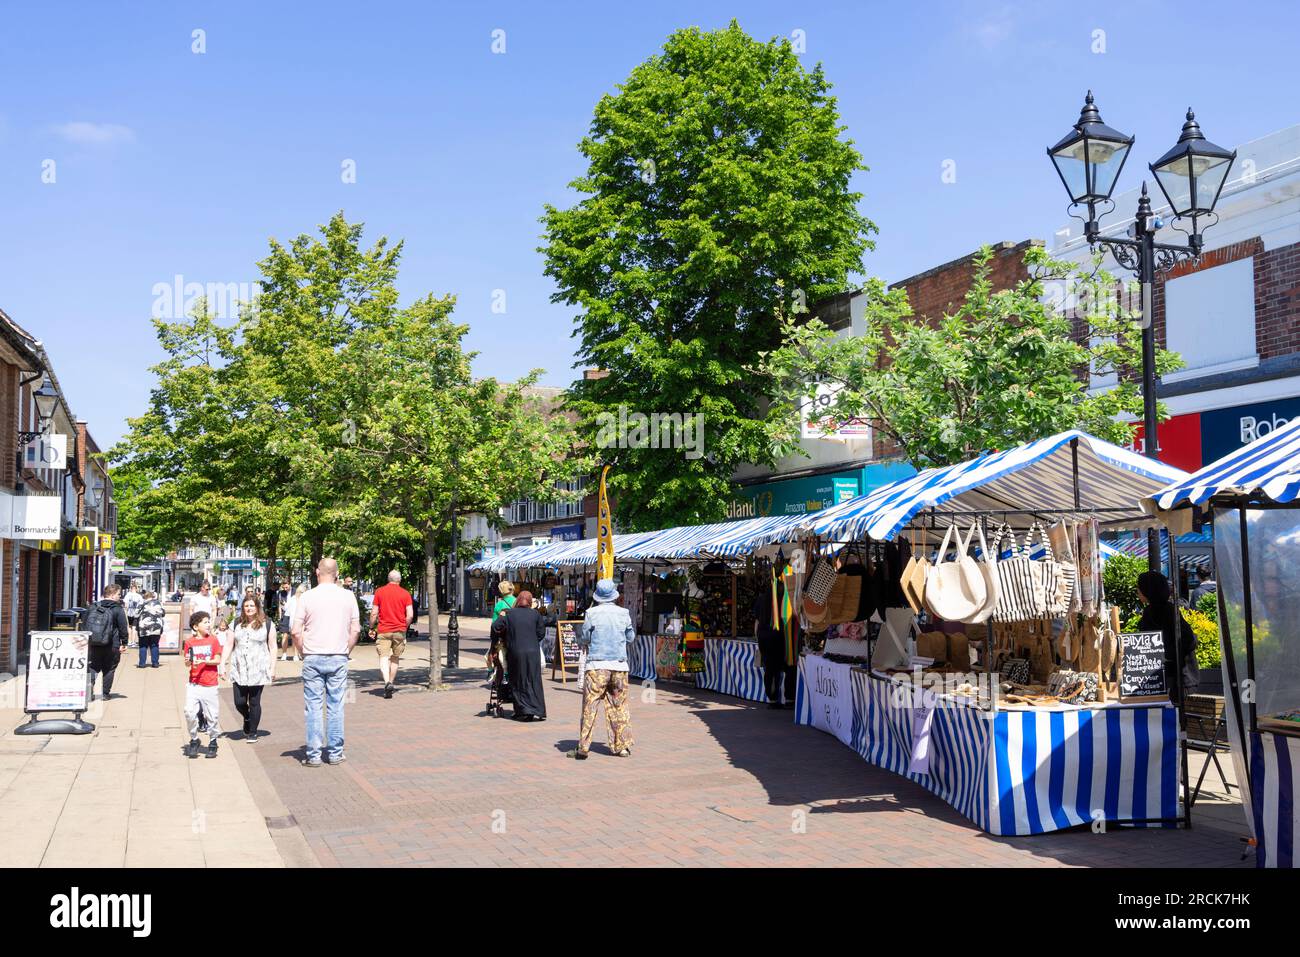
[966,522,1000,624]
[924,523,988,623]
[803,556,837,604]
[899,529,929,614]
[825,570,863,626]
[991,527,1048,622]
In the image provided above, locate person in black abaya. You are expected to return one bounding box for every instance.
[1137,570,1195,698]
[503,590,548,721]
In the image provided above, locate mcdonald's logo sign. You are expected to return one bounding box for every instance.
[63,528,98,555]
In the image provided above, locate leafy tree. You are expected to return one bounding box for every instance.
[762,245,1184,470]
[346,293,581,688]
[542,21,874,530]
[1103,552,1147,622]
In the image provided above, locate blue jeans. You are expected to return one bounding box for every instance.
[138,636,160,667]
[302,654,349,761]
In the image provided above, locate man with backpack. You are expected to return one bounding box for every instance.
[86,584,131,701]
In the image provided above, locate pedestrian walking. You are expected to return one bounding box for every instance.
[492,581,516,622]
[189,581,216,623]
[371,570,414,700]
[182,611,224,759]
[497,590,547,722]
[124,583,144,648]
[280,583,307,661]
[86,584,130,701]
[571,578,635,759]
[228,596,277,742]
[292,558,360,767]
[136,591,166,668]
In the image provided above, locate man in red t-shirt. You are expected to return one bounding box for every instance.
[370,570,415,699]
[182,611,225,759]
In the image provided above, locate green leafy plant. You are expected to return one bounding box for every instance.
[1196,591,1218,622]
[1103,553,1147,622]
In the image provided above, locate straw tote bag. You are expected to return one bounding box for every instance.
[900,530,929,613]
[825,570,863,626]
[966,522,1000,625]
[924,524,988,623]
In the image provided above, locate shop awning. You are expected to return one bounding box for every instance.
[616,515,807,562]
[774,430,1188,544]
[1145,415,1300,513]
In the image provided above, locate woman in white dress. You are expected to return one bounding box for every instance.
[228,596,277,742]
[280,583,308,661]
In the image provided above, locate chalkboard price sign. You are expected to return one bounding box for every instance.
[551,620,584,683]
[1119,631,1168,702]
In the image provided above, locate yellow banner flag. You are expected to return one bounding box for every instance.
[597,464,614,580]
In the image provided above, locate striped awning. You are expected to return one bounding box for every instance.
[1146,415,1300,512]
[767,430,1187,545]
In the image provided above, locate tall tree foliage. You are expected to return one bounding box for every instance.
[761,245,1184,469]
[542,21,874,530]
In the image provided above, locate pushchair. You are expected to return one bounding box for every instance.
[485,622,513,717]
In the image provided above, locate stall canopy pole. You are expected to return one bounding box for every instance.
[1169,530,1192,829]
[1070,437,1082,511]
[1238,506,1258,734]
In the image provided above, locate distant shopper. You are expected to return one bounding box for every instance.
[280,583,307,661]
[371,570,414,700]
[499,590,547,722]
[492,581,516,622]
[183,611,224,759]
[124,584,144,648]
[1138,570,1197,697]
[292,558,361,767]
[228,596,277,742]
[189,581,216,622]
[572,579,634,759]
[136,591,166,668]
[86,584,130,701]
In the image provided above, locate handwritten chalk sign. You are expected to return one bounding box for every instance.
[551,620,583,683]
[1119,630,1168,702]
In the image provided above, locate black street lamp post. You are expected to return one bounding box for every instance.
[1048,92,1235,569]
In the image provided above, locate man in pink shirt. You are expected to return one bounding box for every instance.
[292,558,361,767]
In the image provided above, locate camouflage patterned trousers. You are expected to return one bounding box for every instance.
[578,669,633,755]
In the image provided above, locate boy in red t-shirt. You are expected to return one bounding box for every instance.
[183,611,225,759]
[370,571,415,699]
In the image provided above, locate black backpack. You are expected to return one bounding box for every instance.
[85,603,115,647]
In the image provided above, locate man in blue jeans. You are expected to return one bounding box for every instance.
[291,558,361,767]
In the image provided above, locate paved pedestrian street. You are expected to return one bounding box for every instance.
[2,616,1250,869]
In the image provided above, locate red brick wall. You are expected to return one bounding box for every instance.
[872,240,1036,461]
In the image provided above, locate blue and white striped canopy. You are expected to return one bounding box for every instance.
[1147,415,1300,512]
[467,515,807,572]
[772,430,1187,544]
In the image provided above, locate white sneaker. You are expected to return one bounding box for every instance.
[279,655,286,661]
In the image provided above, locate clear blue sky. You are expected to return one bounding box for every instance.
[2,1,1296,447]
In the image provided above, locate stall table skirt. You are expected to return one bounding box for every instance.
[796,654,1180,836]
[627,635,767,703]
[1250,731,1299,868]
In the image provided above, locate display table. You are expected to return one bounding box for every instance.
[627,635,767,704]
[796,653,1180,836]
[1250,731,1299,868]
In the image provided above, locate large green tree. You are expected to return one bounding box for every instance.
[542,21,874,530]
[761,245,1184,469]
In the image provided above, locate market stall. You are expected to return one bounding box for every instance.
[769,430,1193,836]
[1144,416,1300,867]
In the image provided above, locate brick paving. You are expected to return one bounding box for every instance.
[244,623,1253,868]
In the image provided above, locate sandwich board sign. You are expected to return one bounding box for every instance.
[15,630,95,735]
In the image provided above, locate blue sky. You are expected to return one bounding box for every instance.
[1,1,1296,447]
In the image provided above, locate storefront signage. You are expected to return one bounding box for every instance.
[1130,396,1300,474]
[550,523,584,541]
[63,528,99,555]
[727,463,916,521]
[807,657,855,747]
[24,433,68,470]
[25,631,91,713]
[0,492,63,540]
[801,383,872,441]
[1119,631,1169,702]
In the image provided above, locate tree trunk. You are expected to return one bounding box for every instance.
[310,536,325,587]
[425,532,442,691]
[265,537,279,600]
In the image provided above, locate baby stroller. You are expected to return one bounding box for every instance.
[485,620,513,717]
